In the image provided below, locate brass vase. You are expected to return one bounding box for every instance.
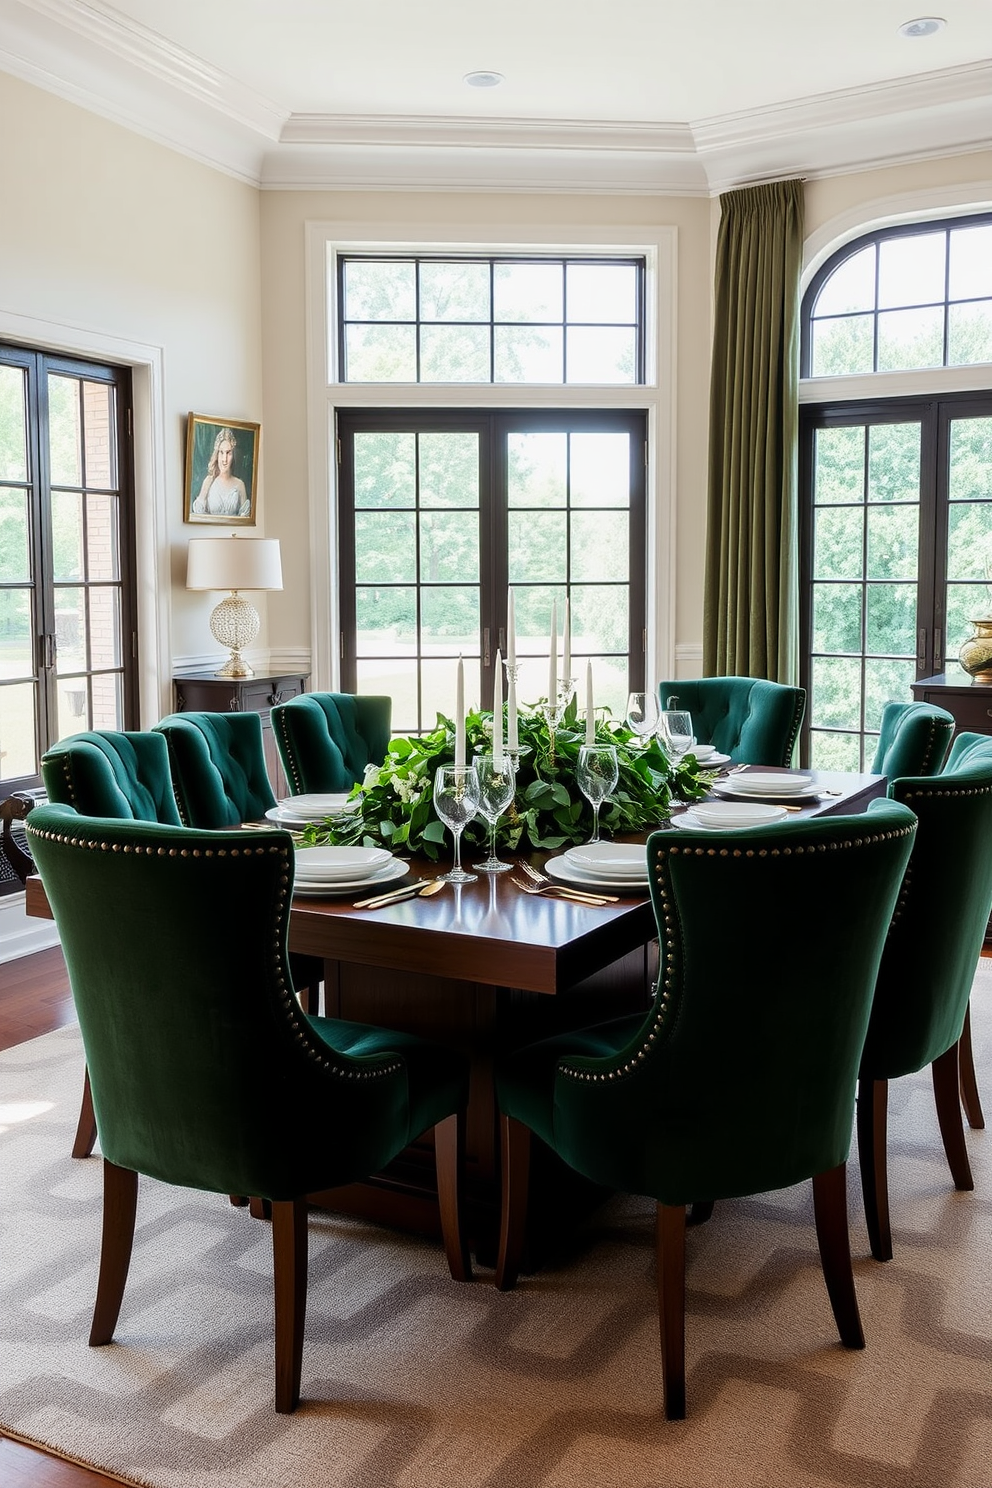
[958,617,992,682]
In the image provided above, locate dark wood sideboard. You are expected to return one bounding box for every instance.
[172,670,308,800]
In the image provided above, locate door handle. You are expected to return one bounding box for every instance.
[483,627,491,667]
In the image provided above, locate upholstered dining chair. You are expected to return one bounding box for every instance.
[41,729,183,1159]
[857,732,992,1262]
[658,676,806,766]
[272,691,392,795]
[494,801,917,1419]
[870,700,954,780]
[26,804,472,1413]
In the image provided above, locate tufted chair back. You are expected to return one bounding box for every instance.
[658,676,805,766]
[153,711,276,826]
[42,730,181,825]
[870,700,954,779]
[271,692,391,795]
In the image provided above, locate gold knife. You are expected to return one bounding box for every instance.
[354,879,445,910]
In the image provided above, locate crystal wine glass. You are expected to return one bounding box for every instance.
[472,754,516,872]
[626,691,660,746]
[658,709,694,767]
[576,743,619,844]
[433,764,480,884]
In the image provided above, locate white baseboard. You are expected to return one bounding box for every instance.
[0,894,61,964]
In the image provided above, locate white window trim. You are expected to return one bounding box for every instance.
[304,220,677,697]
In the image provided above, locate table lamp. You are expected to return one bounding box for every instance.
[186,534,283,679]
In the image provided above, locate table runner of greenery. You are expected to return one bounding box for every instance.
[300,697,716,859]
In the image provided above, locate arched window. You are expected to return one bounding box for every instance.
[799,214,992,769]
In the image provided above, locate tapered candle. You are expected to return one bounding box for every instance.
[548,600,557,703]
[455,656,465,769]
[563,597,571,683]
[585,661,595,745]
[493,649,504,765]
[507,589,516,666]
[507,663,518,751]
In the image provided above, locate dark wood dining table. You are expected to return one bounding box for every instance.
[25,765,887,1265]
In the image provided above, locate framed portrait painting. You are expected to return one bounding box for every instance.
[184,414,260,525]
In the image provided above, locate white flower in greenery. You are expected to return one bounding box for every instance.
[362,764,382,789]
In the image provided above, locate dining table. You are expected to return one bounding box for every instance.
[25,764,887,1266]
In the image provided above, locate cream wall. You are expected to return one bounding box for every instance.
[259,189,713,679]
[0,72,264,720]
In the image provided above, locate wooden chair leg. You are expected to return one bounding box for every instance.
[250,1195,273,1220]
[434,1110,472,1283]
[857,1075,893,1262]
[71,1067,98,1160]
[656,1202,687,1420]
[495,1115,531,1292]
[932,1044,974,1191]
[958,1004,985,1131]
[271,1198,308,1414]
[812,1163,864,1349]
[89,1160,138,1346]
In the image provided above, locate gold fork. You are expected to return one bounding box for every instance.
[516,860,621,902]
[509,873,615,907]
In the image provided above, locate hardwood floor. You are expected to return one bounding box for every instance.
[0,946,120,1486]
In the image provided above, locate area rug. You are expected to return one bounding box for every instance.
[1,969,991,1488]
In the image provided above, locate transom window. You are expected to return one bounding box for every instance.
[804,215,992,378]
[338,256,644,385]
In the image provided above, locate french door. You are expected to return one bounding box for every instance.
[800,392,992,768]
[0,345,136,793]
[336,408,647,734]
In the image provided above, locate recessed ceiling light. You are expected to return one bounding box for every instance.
[898,16,946,37]
[464,71,504,88]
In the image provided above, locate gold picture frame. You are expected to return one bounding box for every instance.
[184,414,260,525]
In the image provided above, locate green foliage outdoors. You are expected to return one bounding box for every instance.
[300,696,715,860]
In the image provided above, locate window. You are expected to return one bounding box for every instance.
[338,409,646,732]
[800,214,992,768]
[0,345,136,793]
[338,256,644,385]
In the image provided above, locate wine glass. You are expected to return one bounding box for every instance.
[659,709,694,767]
[433,765,480,884]
[576,743,619,844]
[472,754,516,872]
[626,691,660,746]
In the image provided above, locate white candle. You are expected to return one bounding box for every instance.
[548,600,557,703]
[507,664,518,751]
[455,656,465,769]
[493,649,504,765]
[507,589,516,666]
[563,597,571,683]
[585,661,595,745]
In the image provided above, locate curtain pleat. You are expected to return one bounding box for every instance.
[703,179,804,683]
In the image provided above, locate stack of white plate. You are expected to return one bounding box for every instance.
[265,793,360,827]
[292,844,406,897]
[544,841,649,892]
[675,801,788,831]
[687,744,732,767]
[713,772,814,802]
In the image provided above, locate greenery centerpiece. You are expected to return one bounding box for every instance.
[300,696,717,860]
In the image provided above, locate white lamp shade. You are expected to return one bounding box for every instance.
[186,536,283,592]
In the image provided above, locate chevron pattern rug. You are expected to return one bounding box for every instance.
[1,966,990,1488]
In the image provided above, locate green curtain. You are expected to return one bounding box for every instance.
[703,179,804,683]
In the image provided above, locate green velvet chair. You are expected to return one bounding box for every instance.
[42,730,182,826]
[658,677,806,766]
[494,801,917,1419]
[26,804,472,1413]
[41,729,183,1159]
[870,700,954,780]
[857,732,992,1262]
[153,710,278,826]
[272,692,392,795]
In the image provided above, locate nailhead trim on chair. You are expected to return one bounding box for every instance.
[26,823,403,1082]
[272,709,305,795]
[558,822,916,1085]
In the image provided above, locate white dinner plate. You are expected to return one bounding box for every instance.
[674,803,788,831]
[294,844,392,880]
[564,842,648,876]
[688,751,731,767]
[268,794,359,825]
[712,780,819,803]
[721,772,813,794]
[544,854,649,892]
[291,858,408,897]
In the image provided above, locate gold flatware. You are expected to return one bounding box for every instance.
[354,879,445,910]
[516,859,622,901]
[509,871,617,907]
